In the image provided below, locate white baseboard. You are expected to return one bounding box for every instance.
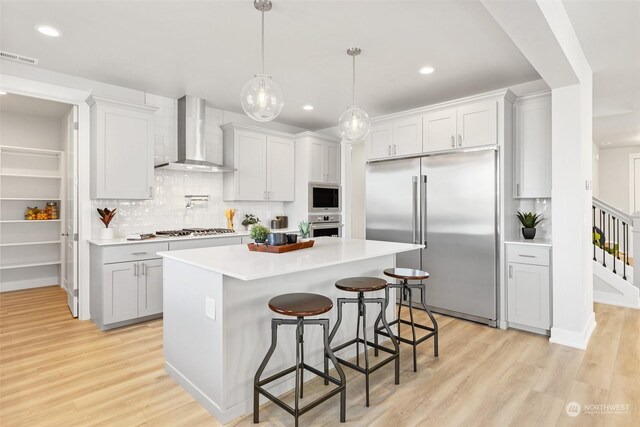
[549,311,597,350]
[0,280,59,293]
[594,291,640,309]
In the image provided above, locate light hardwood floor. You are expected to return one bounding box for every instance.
[0,286,638,426]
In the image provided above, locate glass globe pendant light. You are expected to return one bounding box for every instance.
[338,47,371,141]
[240,0,284,122]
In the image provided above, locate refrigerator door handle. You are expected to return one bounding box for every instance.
[412,176,419,244]
[421,175,427,248]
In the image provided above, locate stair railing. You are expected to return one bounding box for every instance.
[593,197,631,280]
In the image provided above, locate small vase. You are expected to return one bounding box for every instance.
[254,239,265,245]
[522,228,536,239]
[100,227,115,240]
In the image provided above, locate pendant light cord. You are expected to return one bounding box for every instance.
[352,54,356,106]
[261,10,265,75]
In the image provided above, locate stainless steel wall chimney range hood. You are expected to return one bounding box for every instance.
[154,95,235,173]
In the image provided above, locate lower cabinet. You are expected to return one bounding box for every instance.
[506,243,552,334]
[137,259,164,317]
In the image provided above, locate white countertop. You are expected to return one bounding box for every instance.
[87,228,299,246]
[505,237,552,247]
[159,238,423,281]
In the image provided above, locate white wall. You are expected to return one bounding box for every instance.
[592,143,600,198]
[598,146,640,214]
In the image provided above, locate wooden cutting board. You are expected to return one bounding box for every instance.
[247,240,315,253]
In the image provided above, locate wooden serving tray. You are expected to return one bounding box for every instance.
[247,240,315,253]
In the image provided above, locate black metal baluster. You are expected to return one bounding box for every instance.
[593,206,597,261]
[612,216,617,274]
[623,222,627,280]
[602,211,606,267]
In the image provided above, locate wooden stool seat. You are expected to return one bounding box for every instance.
[268,293,333,317]
[335,277,388,293]
[383,267,430,281]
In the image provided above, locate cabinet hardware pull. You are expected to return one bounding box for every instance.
[149,186,153,198]
[451,136,455,148]
[134,263,138,277]
[458,134,462,147]
[516,184,520,197]
[142,263,146,275]
[132,252,148,255]
[508,265,513,278]
[518,254,536,258]
[388,145,391,155]
[393,144,397,155]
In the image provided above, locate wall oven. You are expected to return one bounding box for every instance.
[309,183,341,213]
[309,214,342,238]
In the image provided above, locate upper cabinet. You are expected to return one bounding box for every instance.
[366,115,422,160]
[366,98,500,161]
[309,138,341,184]
[222,124,294,201]
[88,96,157,200]
[514,93,551,198]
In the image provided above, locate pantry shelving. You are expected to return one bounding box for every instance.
[1,143,65,291]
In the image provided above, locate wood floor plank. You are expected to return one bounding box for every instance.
[1,287,637,427]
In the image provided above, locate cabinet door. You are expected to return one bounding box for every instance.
[366,123,392,160]
[507,263,550,330]
[266,136,294,201]
[234,130,267,200]
[456,101,497,148]
[515,97,551,198]
[423,109,457,153]
[96,105,154,199]
[325,142,341,184]
[138,259,163,317]
[393,115,423,156]
[309,140,325,182]
[103,262,138,324]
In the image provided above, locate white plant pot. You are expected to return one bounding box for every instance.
[100,228,115,240]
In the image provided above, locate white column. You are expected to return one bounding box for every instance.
[633,213,640,288]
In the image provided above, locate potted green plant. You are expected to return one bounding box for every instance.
[516,211,543,240]
[249,224,270,245]
[298,220,310,241]
[241,214,260,230]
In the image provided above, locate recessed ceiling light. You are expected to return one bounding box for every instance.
[35,25,61,37]
[419,66,435,75]
[302,105,314,111]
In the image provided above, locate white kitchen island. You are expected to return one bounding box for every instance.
[159,237,422,424]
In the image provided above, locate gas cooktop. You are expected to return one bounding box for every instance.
[156,228,236,237]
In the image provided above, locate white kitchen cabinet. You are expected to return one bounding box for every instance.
[366,122,393,160]
[423,108,457,152]
[506,243,551,333]
[137,258,163,317]
[514,93,551,198]
[456,100,497,148]
[222,124,294,201]
[103,262,139,324]
[365,117,422,160]
[88,96,157,200]
[309,139,341,184]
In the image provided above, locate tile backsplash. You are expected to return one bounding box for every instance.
[91,94,289,238]
[514,198,552,240]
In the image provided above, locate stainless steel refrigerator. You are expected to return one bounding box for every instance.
[366,148,497,326]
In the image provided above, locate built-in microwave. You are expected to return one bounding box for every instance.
[308,183,341,213]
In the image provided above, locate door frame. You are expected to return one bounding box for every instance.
[341,138,366,239]
[1,74,92,320]
[628,153,640,214]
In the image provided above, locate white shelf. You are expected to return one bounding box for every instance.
[0,240,61,247]
[0,198,61,201]
[0,145,62,157]
[0,261,61,270]
[0,173,61,179]
[0,219,62,223]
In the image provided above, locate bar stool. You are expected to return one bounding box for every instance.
[374,268,438,372]
[324,277,399,407]
[254,293,346,427]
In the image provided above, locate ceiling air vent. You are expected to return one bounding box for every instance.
[0,51,39,65]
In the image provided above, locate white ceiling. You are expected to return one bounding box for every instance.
[564,0,640,149]
[0,1,540,130]
[0,93,71,118]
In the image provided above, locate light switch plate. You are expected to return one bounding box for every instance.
[205,297,216,320]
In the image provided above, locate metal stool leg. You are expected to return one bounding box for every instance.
[322,319,346,423]
[299,320,304,399]
[325,298,345,386]
[356,300,361,367]
[405,284,418,372]
[254,319,280,424]
[419,284,439,357]
[294,318,302,426]
[359,293,371,407]
[378,297,400,385]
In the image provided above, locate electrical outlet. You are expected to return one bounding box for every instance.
[205,297,216,320]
